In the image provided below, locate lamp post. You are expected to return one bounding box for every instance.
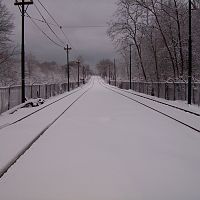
[14,0,33,103]
[64,45,72,92]
[188,0,192,104]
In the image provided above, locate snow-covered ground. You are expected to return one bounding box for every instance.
[100,81,200,132]
[0,82,90,171]
[124,87,200,115]
[0,84,85,127]
[0,77,200,200]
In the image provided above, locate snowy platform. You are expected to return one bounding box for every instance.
[0,77,200,200]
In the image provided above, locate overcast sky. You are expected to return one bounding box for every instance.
[4,0,117,66]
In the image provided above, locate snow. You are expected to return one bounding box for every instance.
[0,77,200,200]
[101,82,200,132]
[125,88,200,115]
[0,85,84,128]
[0,84,88,171]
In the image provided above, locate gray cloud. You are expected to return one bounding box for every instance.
[4,0,117,66]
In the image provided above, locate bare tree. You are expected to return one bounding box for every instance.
[96,59,114,78]
[108,0,147,80]
[108,0,200,81]
[0,0,14,65]
[192,0,200,9]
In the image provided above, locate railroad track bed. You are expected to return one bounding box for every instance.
[110,83,200,116]
[126,90,200,115]
[1,77,200,199]
[0,80,93,179]
[100,80,200,134]
[0,84,86,129]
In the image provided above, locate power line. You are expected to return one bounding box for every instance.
[36,0,73,48]
[36,0,61,27]
[60,26,74,49]
[62,25,108,28]
[33,3,65,46]
[25,15,57,27]
[26,13,64,48]
[24,15,108,28]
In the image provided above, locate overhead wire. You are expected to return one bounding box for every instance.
[26,0,108,52]
[33,3,65,46]
[25,15,108,29]
[26,12,64,48]
[62,25,108,28]
[25,15,57,27]
[36,0,74,48]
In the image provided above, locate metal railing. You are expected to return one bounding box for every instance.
[0,81,81,114]
[110,80,200,106]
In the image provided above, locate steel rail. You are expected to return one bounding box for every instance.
[0,79,94,180]
[0,81,90,131]
[104,81,200,117]
[100,80,200,134]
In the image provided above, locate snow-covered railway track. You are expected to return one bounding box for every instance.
[103,81,200,117]
[0,80,93,180]
[100,80,200,134]
[0,82,90,131]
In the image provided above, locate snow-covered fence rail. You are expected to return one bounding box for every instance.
[0,82,80,114]
[110,81,200,106]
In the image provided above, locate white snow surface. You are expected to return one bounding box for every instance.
[0,77,200,200]
[0,85,84,127]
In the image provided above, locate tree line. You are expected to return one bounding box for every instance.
[105,0,200,82]
[0,0,92,86]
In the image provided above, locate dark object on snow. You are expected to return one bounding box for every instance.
[23,98,45,108]
[151,88,155,96]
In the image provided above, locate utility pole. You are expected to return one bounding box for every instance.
[114,59,117,86]
[64,45,72,92]
[108,65,111,85]
[188,0,192,104]
[14,0,33,103]
[129,44,133,90]
[82,65,85,84]
[76,60,80,87]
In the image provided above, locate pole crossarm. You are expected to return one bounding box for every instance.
[64,46,72,51]
[14,0,33,6]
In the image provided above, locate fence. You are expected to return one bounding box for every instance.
[0,82,80,114]
[110,80,200,106]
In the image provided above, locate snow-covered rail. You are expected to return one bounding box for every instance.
[0,82,81,114]
[0,84,87,131]
[0,79,94,179]
[107,81,200,117]
[1,77,200,199]
[110,80,200,105]
[100,79,200,134]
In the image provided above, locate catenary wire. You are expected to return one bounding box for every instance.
[24,16,108,29]
[26,13,64,48]
[33,3,65,46]
[36,0,73,48]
